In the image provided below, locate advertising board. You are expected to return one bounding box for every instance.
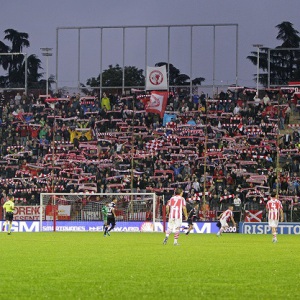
[240,222,300,234]
[0,221,220,233]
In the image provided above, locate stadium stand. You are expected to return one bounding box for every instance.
[0,87,299,222]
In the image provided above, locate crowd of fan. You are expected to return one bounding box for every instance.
[0,88,300,221]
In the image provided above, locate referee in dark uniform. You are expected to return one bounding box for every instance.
[185,201,199,235]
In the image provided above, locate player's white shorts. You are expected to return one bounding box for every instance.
[268,219,279,228]
[220,219,229,228]
[167,218,182,232]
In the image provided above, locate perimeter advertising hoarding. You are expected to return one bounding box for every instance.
[14,206,44,220]
[13,205,71,221]
[3,220,300,234]
[0,221,220,233]
[240,222,300,234]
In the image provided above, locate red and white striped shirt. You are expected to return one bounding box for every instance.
[266,198,283,221]
[220,209,233,222]
[167,195,186,219]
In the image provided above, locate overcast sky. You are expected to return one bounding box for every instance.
[1,0,300,92]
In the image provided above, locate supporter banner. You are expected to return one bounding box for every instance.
[14,206,45,221]
[145,91,169,118]
[163,113,177,126]
[244,210,263,222]
[199,210,216,220]
[82,211,101,220]
[0,221,220,233]
[58,205,71,220]
[128,212,147,220]
[240,222,300,234]
[45,205,71,220]
[146,65,168,90]
[45,205,56,220]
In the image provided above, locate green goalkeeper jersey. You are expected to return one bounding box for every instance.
[102,206,108,221]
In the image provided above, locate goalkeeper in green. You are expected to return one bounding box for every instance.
[102,202,109,236]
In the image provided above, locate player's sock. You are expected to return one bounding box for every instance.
[163,230,171,244]
[217,228,223,236]
[174,231,179,244]
[8,223,12,233]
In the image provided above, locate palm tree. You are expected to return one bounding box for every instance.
[3,29,30,87]
[4,29,30,52]
[38,74,56,91]
[0,41,10,69]
[247,22,300,87]
[26,54,43,88]
[0,41,11,86]
[0,28,44,89]
[0,29,30,87]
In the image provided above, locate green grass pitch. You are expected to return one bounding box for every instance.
[0,232,299,300]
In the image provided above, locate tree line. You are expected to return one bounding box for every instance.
[247,21,300,86]
[0,22,299,93]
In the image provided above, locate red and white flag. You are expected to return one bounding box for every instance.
[146,66,168,90]
[237,123,243,132]
[145,138,164,151]
[244,210,263,222]
[143,91,168,118]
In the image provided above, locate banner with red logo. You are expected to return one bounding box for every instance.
[45,205,71,220]
[244,210,263,222]
[142,91,169,118]
[146,66,168,90]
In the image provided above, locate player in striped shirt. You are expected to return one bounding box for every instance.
[163,188,188,246]
[216,205,236,237]
[266,192,283,243]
